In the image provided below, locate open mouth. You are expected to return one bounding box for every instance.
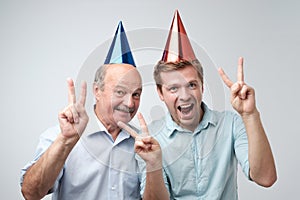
[177,103,194,115]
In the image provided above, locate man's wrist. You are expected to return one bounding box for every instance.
[58,133,80,147]
[146,160,162,172]
[241,108,260,120]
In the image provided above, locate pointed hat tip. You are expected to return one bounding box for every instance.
[104,21,136,67]
[118,21,123,28]
[161,10,196,63]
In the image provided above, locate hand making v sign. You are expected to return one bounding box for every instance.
[118,113,162,172]
[58,78,89,139]
[218,57,257,116]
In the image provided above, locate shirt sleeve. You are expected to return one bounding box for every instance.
[232,113,251,180]
[136,154,171,198]
[136,154,146,197]
[20,125,64,193]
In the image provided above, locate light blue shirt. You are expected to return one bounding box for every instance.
[21,107,141,200]
[137,103,250,200]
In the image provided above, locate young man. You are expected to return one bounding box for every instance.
[120,11,277,199]
[20,22,143,199]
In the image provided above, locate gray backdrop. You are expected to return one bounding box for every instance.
[1,0,299,199]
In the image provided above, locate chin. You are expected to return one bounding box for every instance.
[179,118,198,127]
[114,116,132,124]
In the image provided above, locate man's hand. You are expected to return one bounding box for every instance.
[118,113,162,172]
[58,78,89,139]
[21,78,89,200]
[218,57,257,116]
[219,58,277,187]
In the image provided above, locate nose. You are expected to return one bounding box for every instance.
[178,87,191,101]
[124,94,134,108]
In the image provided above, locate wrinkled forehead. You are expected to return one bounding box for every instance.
[116,77,142,90]
[106,66,142,90]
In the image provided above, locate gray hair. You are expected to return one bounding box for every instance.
[94,64,110,90]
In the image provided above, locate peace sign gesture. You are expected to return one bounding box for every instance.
[218,57,257,116]
[58,78,89,139]
[118,113,162,172]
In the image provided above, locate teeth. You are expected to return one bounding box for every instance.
[178,104,193,113]
[180,104,192,109]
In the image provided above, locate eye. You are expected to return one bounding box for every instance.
[132,92,141,99]
[168,86,178,93]
[188,82,197,89]
[115,90,126,97]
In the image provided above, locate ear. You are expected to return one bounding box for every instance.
[156,86,164,101]
[93,83,101,101]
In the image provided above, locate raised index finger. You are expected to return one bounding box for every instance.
[78,81,87,106]
[137,113,149,136]
[67,78,76,104]
[237,57,244,82]
[218,68,233,88]
[117,121,138,139]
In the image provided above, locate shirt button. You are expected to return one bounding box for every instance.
[111,185,116,190]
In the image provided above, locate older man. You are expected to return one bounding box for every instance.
[20,22,143,200]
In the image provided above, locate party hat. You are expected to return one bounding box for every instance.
[104,21,136,67]
[161,10,196,62]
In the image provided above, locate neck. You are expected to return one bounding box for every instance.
[105,124,121,141]
[94,107,121,141]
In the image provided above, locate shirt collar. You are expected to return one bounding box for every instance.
[84,105,131,141]
[196,102,217,131]
[165,102,217,137]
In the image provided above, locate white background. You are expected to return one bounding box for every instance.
[1,0,299,199]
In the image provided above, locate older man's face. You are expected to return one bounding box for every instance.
[95,64,142,127]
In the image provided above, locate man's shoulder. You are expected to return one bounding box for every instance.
[39,124,61,141]
[147,117,169,138]
[207,106,239,120]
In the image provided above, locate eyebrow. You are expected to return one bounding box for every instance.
[114,85,127,90]
[187,80,199,84]
[115,85,142,93]
[163,83,178,87]
[134,88,142,93]
[163,79,200,87]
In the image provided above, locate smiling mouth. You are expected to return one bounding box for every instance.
[177,104,194,114]
[115,107,135,114]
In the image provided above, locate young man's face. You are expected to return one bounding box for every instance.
[157,65,203,131]
[94,64,142,127]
